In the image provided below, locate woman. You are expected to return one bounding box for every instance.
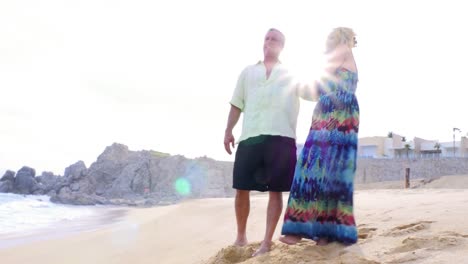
[280,27,360,246]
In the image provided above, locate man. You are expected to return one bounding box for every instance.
[224,28,313,256]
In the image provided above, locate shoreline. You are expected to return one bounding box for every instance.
[0,206,127,250]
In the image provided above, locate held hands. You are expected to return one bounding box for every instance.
[224,130,236,155]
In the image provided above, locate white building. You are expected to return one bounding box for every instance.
[357,134,449,159]
[439,136,468,157]
[358,133,414,158]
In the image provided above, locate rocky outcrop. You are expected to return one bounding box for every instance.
[1,143,234,206]
[0,170,15,193]
[36,171,62,196]
[1,170,15,182]
[14,167,38,195]
[64,161,88,181]
[50,186,107,205]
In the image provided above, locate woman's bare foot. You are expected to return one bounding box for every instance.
[252,241,272,257]
[316,238,329,246]
[279,235,302,245]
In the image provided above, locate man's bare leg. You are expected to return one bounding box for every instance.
[253,191,283,256]
[234,190,250,246]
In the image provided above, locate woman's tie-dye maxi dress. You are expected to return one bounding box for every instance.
[281,67,360,244]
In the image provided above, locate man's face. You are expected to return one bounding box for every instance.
[263,30,284,57]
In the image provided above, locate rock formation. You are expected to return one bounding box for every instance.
[0,143,234,206]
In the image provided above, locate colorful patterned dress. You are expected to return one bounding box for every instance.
[281,67,360,244]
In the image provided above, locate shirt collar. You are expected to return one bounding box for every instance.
[257,60,282,65]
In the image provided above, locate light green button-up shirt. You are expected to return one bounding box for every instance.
[230,61,312,143]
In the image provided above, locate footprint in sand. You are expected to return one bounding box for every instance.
[358,226,378,240]
[384,250,431,264]
[389,234,462,254]
[383,221,434,237]
[383,232,467,263]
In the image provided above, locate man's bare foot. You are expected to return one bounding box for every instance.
[279,235,302,245]
[252,241,272,257]
[233,236,248,247]
[316,238,329,246]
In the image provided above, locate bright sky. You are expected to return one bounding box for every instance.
[1,0,467,175]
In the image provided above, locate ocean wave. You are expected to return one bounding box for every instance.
[0,193,96,235]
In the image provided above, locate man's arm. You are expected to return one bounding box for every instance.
[225,67,247,154]
[297,81,319,102]
[224,105,242,155]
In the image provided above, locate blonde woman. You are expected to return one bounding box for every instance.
[280,27,360,246]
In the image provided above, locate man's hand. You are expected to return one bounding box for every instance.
[224,130,236,155]
[224,105,241,155]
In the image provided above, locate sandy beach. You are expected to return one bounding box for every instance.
[1,175,468,264]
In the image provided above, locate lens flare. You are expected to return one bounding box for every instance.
[174,178,191,196]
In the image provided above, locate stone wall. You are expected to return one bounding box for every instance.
[356,158,468,183]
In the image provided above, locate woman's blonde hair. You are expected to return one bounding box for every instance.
[326,27,356,52]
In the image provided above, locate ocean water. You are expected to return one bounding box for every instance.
[0,193,97,236]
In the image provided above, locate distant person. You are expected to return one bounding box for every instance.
[280,27,360,246]
[224,28,313,256]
